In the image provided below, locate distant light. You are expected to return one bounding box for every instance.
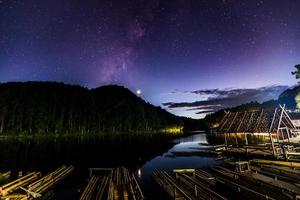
[296,93,300,109]
[136,89,141,95]
[138,169,142,178]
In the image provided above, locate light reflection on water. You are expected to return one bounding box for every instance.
[137,132,220,199]
[173,131,208,143]
[0,132,219,200]
[170,133,210,152]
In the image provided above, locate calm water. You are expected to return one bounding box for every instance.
[0,133,219,199]
[138,133,221,199]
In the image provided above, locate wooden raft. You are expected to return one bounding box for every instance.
[0,165,73,200]
[153,169,226,200]
[80,167,144,200]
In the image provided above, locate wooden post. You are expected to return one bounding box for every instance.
[174,188,177,199]
[244,133,248,145]
[236,112,247,146]
[269,108,278,158]
[286,128,291,143]
[280,129,284,141]
[193,171,195,179]
[282,107,296,129]
[277,105,285,149]
[227,112,238,146]
[277,105,285,133]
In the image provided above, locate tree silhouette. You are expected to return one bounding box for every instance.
[292,64,300,82]
[0,82,195,135]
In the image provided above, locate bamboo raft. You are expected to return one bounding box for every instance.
[213,161,300,199]
[0,172,41,197]
[80,176,110,200]
[250,159,300,168]
[0,171,11,183]
[154,160,300,200]
[153,170,195,200]
[0,165,74,200]
[153,169,226,200]
[214,144,284,158]
[80,167,144,200]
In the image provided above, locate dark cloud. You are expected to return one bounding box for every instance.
[191,86,288,100]
[195,110,215,115]
[163,85,289,116]
[185,105,223,111]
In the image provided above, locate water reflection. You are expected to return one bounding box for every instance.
[138,132,220,199]
[173,131,207,143]
[209,132,273,145]
[0,134,175,199]
[0,133,219,200]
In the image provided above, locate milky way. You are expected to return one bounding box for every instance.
[0,0,299,118]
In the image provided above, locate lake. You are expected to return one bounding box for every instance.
[0,132,220,199]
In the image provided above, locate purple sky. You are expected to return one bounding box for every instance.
[0,0,299,118]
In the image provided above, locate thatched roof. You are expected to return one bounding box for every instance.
[217,106,295,134]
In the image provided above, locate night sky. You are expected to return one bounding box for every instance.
[0,0,299,118]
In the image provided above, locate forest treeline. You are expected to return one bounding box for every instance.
[0,82,195,135]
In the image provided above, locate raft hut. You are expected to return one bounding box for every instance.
[215,105,300,159]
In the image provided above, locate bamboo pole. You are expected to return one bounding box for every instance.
[31,166,74,195]
[14,165,74,200]
[95,176,109,200]
[250,159,300,168]
[0,171,11,183]
[269,108,278,157]
[80,176,98,200]
[0,172,41,196]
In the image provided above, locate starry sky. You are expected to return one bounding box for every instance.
[0,0,299,118]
